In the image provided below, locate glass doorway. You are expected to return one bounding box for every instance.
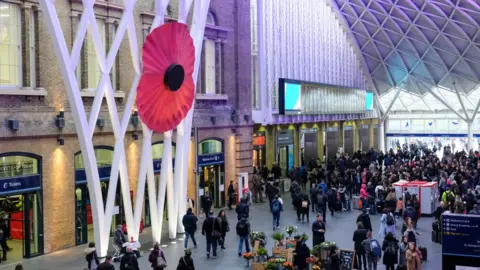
[278,145,293,177]
[75,182,124,246]
[199,165,225,208]
[0,191,43,261]
[143,175,168,227]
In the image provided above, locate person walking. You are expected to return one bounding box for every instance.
[235,198,249,221]
[236,214,251,256]
[300,194,310,223]
[398,236,408,270]
[97,256,115,270]
[311,214,325,247]
[227,181,236,210]
[252,172,264,203]
[202,211,219,259]
[293,236,310,270]
[217,210,229,249]
[316,189,328,222]
[310,183,318,212]
[356,208,372,232]
[362,231,381,270]
[176,249,195,270]
[271,195,283,230]
[353,222,368,270]
[148,243,167,270]
[120,247,139,270]
[382,232,399,270]
[84,242,100,270]
[182,208,198,249]
[202,193,213,217]
[379,210,396,239]
[406,242,422,270]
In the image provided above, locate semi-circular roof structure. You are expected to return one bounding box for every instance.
[332,0,480,120]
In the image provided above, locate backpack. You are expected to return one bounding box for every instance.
[386,213,395,226]
[385,243,396,257]
[377,189,384,201]
[236,221,248,236]
[370,240,382,258]
[446,191,455,203]
[317,194,325,205]
[272,200,280,213]
[301,200,308,208]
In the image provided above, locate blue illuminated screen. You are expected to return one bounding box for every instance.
[366,92,373,110]
[284,82,301,111]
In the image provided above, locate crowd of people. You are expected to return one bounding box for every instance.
[76,141,480,270]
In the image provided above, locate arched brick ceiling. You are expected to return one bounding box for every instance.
[331,0,480,115]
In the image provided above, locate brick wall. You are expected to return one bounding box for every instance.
[0,0,252,254]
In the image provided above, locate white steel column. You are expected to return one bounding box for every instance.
[468,122,473,152]
[379,120,385,153]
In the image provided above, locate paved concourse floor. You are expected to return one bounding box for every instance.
[0,194,442,269]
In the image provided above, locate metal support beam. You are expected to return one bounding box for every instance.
[453,82,469,121]
[427,86,468,122]
[381,87,402,122]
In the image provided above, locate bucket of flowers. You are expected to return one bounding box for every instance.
[284,225,297,238]
[272,232,285,247]
[243,252,252,267]
[251,231,267,247]
[283,261,294,270]
[306,256,318,270]
[312,264,321,270]
[319,241,336,260]
[256,247,268,263]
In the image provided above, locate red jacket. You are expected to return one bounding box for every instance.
[360,184,368,199]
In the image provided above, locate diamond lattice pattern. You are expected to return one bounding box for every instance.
[332,0,480,114]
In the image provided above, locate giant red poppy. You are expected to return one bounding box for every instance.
[137,22,195,132]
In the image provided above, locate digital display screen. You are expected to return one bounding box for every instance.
[284,82,302,111]
[366,92,373,110]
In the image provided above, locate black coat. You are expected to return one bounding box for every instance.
[382,236,399,265]
[352,229,368,254]
[120,253,139,270]
[294,242,310,269]
[312,221,325,246]
[356,213,372,232]
[177,255,195,270]
[235,203,249,220]
[182,212,198,233]
[97,262,115,270]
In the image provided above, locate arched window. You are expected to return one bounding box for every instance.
[200,11,219,95]
[206,11,216,25]
[152,141,177,160]
[198,139,223,155]
[0,153,40,178]
[74,146,114,169]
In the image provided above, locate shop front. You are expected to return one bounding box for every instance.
[198,139,225,209]
[0,152,44,260]
[74,146,124,246]
[300,128,318,166]
[359,125,370,152]
[277,130,294,177]
[344,126,354,155]
[143,141,176,228]
[325,127,339,160]
[253,132,266,172]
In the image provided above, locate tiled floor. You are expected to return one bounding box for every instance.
[0,194,442,269]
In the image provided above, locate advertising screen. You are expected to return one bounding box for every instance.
[366,92,374,110]
[284,82,302,111]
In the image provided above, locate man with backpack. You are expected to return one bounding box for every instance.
[271,195,283,230]
[442,188,455,211]
[362,231,381,270]
[379,210,396,238]
[120,247,139,270]
[235,198,249,221]
[316,189,328,222]
[236,214,251,256]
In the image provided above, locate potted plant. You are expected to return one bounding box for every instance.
[243,252,252,267]
[251,231,267,247]
[311,244,322,257]
[264,261,278,270]
[312,264,321,270]
[256,247,268,263]
[272,232,285,246]
[284,225,297,238]
[301,233,309,242]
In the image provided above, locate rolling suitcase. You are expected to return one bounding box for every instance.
[418,246,427,261]
[431,230,438,243]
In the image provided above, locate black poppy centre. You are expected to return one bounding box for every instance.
[164,64,185,92]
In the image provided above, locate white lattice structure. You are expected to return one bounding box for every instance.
[39,0,210,256]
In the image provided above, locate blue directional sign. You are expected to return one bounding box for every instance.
[442,213,480,258]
